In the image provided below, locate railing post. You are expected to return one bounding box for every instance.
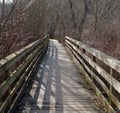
[82,48,85,54]
[92,55,96,74]
[91,56,96,90]
[0,36,48,113]
[110,68,113,105]
[91,55,96,75]
[64,36,120,112]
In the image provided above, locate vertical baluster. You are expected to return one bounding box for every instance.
[110,68,113,105]
[91,56,96,80]
[82,48,85,54]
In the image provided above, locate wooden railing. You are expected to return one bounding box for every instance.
[65,36,120,113]
[0,35,49,113]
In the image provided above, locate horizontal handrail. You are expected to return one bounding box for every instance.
[65,36,120,113]
[65,36,120,73]
[0,35,49,113]
[0,36,46,76]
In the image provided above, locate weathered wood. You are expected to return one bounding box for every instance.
[66,39,120,94]
[66,42,120,110]
[8,44,48,113]
[65,42,116,113]
[0,43,43,99]
[14,39,100,113]
[0,45,47,113]
[65,36,120,74]
[0,36,49,113]
[65,36,120,112]
[0,35,48,76]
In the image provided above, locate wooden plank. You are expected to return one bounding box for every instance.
[14,39,99,113]
[66,42,120,110]
[0,39,48,99]
[65,42,116,113]
[0,35,48,76]
[8,42,48,113]
[65,36,120,74]
[65,39,120,94]
[0,41,48,113]
[0,44,43,99]
[0,37,49,113]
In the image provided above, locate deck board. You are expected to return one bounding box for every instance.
[14,39,102,113]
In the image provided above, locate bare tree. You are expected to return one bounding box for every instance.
[0,0,120,59]
[68,0,76,29]
[76,0,88,39]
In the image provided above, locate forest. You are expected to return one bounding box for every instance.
[0,0,120,60]
[0,1,120,113]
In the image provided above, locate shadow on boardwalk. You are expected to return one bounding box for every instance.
[14,41,63,113]
[14,40,101,113]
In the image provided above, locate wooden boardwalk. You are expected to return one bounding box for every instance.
[14,40,101,113]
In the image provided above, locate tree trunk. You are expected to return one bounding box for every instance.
[49,14,58,38]
[68,0,76,29]
[77,0,88,39]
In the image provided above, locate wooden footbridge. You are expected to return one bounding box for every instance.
[0,36,120,113]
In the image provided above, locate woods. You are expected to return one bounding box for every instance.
[0,0,120,59]
[0,1,120,113]
[0,0,47,59]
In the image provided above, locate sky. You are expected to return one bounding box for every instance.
[0,0,13,3]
